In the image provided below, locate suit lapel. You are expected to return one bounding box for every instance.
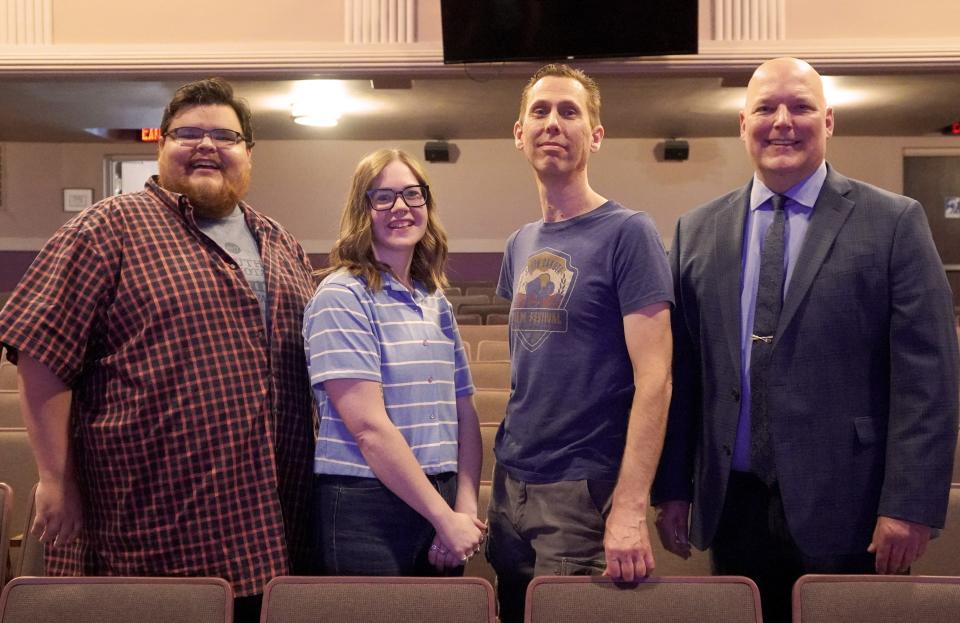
[776,167,855,341]
[714,183,750,376]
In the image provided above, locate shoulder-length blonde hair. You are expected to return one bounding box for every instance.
[317,148,450,293]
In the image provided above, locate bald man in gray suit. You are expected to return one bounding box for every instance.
[652,57,959,623]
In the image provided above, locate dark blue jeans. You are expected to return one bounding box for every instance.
[313,472,461,576]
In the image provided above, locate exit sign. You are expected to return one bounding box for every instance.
[141,128,161,142]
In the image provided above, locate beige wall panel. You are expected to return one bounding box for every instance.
[53,0,441,45]
[54,0,346,44]
[2,135,959,251]
[245,138,537,249]
[48,0,960,46]
[784,0,960,40]
[0,142,152,247]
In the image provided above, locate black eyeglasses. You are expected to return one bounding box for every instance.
[365,185,429,211]
[165,127,252,148]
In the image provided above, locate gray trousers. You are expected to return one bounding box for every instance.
[485,466,615,623]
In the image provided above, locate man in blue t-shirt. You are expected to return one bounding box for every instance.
[487,63,674,623]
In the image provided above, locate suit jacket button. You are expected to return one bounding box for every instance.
[730,389,740,401]
[722,445,732,456]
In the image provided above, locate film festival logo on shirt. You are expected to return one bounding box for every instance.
[511,248,578,351]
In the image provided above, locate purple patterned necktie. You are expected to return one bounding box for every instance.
[750,193,786,485]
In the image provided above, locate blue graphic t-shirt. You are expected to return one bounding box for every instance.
[496,201,673,483]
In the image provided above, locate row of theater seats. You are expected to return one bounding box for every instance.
[456,313,508,326]
[458,325,508,358]
[4,344,960,592]
[446,284,511,326]
[4,573,960,623]
[459,329,508,586]
[444,285,498,299]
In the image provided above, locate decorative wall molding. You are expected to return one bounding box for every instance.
[0,0,52,45]
[344,0,417,44]
[1,38,960,76]
[712,0,785,41]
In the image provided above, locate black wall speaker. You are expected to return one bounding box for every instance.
[664,139,689,161]
[424,141,451,162]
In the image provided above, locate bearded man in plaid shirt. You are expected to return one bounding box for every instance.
[0,78,315,623]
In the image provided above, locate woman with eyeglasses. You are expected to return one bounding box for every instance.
[303,148,485,576]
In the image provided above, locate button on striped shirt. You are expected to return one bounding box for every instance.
[304,269,473,477]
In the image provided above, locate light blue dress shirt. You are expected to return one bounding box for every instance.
[732,161,828,472]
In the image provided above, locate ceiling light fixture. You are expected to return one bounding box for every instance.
[293,115,340,127]
[284,80,379,128]
[719,76,875,112]
[820,76,872,107]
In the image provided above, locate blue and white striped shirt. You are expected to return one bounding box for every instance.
[303,269,474,477]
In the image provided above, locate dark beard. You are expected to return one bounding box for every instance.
[160,173,249,219]
[184,182,242,218]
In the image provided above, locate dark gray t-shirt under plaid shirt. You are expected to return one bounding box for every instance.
[197,206,269,330]
[495,200,674,484]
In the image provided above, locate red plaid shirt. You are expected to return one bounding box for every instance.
[0,178,316,596]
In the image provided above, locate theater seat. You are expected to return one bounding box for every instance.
[0,482,11,587]
[485,313,509,325]
[474,389,508,424]
[0,429,39,547]
[479,424,498,483]
[458,325,509,354]
[525,575,761,623]
[0,576,233,623]
[0,392,21,428]
[469,362,510,390]
[448,295,491,314]
[464,483,496,586]
[0,363,15,392]
[13,483,42,579]
[476,340,509,362]
[260,576,496,623]
[456,313,482,326]
[464,286,498,298]
[792,574,960,623]
[457,304,511,325]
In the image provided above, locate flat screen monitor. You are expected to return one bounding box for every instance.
[440,1,698,64]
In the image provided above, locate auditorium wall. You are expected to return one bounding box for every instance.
[2,135,958,290]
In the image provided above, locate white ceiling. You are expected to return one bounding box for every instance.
[1,70,959,143]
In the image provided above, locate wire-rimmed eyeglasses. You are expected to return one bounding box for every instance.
[366,185,429,211]
[165,127,253,148]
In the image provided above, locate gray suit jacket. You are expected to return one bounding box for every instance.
[652,165,959,557]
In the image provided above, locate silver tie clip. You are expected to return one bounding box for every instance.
[751,334,773,344]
